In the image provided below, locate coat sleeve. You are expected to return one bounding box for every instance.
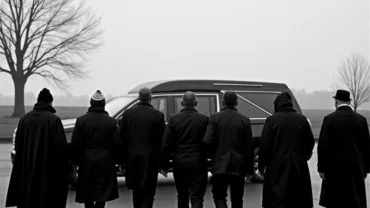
[258,117,273,173]
[6,117,26,207]
[302,117,315,161]
[161,116,174,170]
[51,118,68,156]
[119,111,129,163]
[245,118,254,175]
[111,120,123,163]
[70,118,84,165]
[360,118,370,174]
[317,116,330,173]
[156,113,166,159]
[158,113,166,138]
[203,116,217,152]
[49,117,69,202]
[49,118,69,183]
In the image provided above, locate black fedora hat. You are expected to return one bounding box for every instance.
[333,90,351,101]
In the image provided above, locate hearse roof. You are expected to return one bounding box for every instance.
[127,80,289,94]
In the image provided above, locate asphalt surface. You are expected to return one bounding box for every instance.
[0,143,369,208]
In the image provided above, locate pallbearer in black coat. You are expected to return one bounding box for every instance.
[258,92,315,208]
[162,91,209,208]
[6,88,69,208]
[317,90,370,208]
[203,91,254,208]
[120,87,166,208]
[70,90,121,208]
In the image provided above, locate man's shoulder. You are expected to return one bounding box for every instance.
[273,111,306,120]
[25,109,60,120]
[212,110,246,120]
[196,112,209,119]
[350,112,369,125]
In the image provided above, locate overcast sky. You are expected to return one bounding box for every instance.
[0,0,369,97]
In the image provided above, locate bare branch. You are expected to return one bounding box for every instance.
[0,66,11,74]
[335,53,370,111]
[0,0,102,89]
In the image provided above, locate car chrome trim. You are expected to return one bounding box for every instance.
[232,90,281,94]
[213,83,263,87]
[221,90,272,116]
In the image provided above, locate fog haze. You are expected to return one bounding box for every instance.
[0,0,369,107]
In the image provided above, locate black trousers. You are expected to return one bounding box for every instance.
[211,174,245,208]
[173,167,208,208]
[132,175,158,208]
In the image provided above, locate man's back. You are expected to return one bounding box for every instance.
[167,109,208,156]
[120,101,165,190]
[203,91,255,208]
[263,110,314,159]
[6,102,69,208]
[319,106,370,172]
[162,108,208,169]
[121,102,165,156]
[203,106,254,176]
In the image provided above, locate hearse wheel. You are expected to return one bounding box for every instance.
[68,165,78,189]
[249,148,264,183]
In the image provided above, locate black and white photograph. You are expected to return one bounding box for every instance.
[0,0,369,208]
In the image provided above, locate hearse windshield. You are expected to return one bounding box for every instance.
[105,96,137,117]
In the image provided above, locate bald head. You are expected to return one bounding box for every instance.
[223,91,238,107]
[181,91,197,107]
[138,87,152,102]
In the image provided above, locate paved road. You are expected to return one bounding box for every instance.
[0,143,369,208]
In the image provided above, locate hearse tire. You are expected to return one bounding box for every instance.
[251,147,264,183]
[68,171,78,189]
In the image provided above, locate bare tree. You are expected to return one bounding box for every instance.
[0,0,102,117]
[335,53,370,111]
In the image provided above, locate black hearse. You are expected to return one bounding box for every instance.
[11,80,308,187]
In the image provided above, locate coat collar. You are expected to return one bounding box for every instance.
[221,106,238,111]
[88,106,108,115]
[180,107,198,113]
[33,102,56,113]
[137,101,154,108]
[336,105,353,112]
[275,106,296,113]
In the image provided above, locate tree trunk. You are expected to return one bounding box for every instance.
[11,76,26,117]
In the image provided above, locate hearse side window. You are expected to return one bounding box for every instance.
[237,92,279,114]
[151,97,168,121]
[174,95,217,117]
[236,97,271,118]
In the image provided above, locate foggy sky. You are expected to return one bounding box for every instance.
[0,0,369,98]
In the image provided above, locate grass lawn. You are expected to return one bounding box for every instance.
[0,106,87,138]
[1,106,369,139]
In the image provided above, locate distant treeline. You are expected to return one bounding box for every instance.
[0,92,114,107]
[0,89,369,110]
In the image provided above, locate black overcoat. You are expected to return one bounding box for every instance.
[317,105,370,208]
[161,107,209,174]
[258,93,315,208]
[6,103,69,208]
[70,106,120,203]
[203,106,254,176]
[120,102,166,189]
